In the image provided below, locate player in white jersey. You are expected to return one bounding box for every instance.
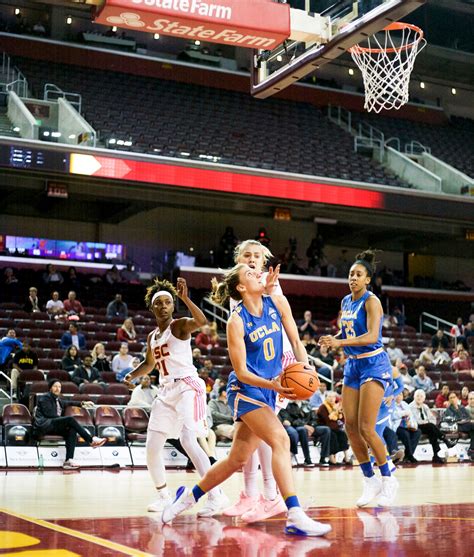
[124,277,228,515]
[223,240,292,522]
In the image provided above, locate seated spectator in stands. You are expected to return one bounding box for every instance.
[460,386,469,407]
[279,400,314,466]
[192,347,203,371]
[42,264,64,287]
[386,338,406,364]
[434,346,451,366]
[60,323,86,350]
[450,317,465,340]
[117,318,137,343]
[316,391,351,465]
[24,286,41,313]
[391,393,421,463]
[111,343,134,376]
[409,389,454,464]
[72,355,102,388]
[202,358,218,380]
[451,346,473,377]
[209,375,226,400]
[208,386,234,440]
[127,375,159,409]
[63,290,85,317]
[309,382,328,409]
[464,322,474,341]
[105,265,123,285]
[91,343,111,372]
[65,267,81,290]
[61,345,82,374]
[397,361,414,391]
[106,293,128,319]
[33,379,106,469]
[199,366,215,396]
[413,364,435,393]
[431,329,449,351]
[120,263,140,283]
[195,324,220,352]
[419,345,435,367]
[198,407,217,465]
[391,306,406,328]
[11,339,39,400]
[435,384,450,409]
[0,329,22,371]
[330,311,341,334]
[4,267,19,286]
[443,392,473,459]
[301,331,318,355]
[298,310,318,338]
[313,344,339,374]
[46,291,67,321]
[209,321,220,345]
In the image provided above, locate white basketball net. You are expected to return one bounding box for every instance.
[350,22,426,113]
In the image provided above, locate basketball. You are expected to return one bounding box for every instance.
[280,362,320,400]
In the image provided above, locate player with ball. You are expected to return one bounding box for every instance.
[162,263,331,537]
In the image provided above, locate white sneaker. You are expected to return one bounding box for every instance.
[197,490,230,518]
[356,475,382,507]
[147,490,172,512]
[161,486,196,523]
[285,507,332,537]
[377,476,399,507]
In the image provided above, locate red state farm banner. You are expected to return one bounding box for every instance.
[95,0,290,49]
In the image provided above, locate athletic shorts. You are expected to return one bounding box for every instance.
[343,351,392,391]
[148,376,207,439]
[227,371,277,421]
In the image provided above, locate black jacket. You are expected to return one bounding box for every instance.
[33,392,81,431]
[279,402,312,428]
[72,365,102,386]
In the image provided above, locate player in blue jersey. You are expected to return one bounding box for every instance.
[162,263,332,537]
[320,250,398,507]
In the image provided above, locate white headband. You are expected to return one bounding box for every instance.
[151,290,174,305]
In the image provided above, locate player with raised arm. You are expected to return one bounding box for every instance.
[124,277,228,516]
[319,250,399,507]
[162,263,332,537]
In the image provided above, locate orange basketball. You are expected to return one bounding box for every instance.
[280,362,320,400]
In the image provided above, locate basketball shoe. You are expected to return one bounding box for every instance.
[222,491,258,516]
[285,507,332,537]
[240,494,287,523]
[376,476,399,507]
[161,486,196,524]
[147,490,172,512]
[197,490,230,518]
[356,475,382,507]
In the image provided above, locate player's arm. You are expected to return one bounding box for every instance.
[272,294,310,366]
[124,333,155,385]
[227,314,295,398]
[173,277,208,338]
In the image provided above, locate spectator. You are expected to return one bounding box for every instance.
[419,346,435,367]
[391,393,421,463]
[209,321,220,345]
[63,291,85,317]
[451,346,473,376]
[450,317,465,339]
[42,264,64,287]
[409,389,455,464]
[435,384,450,409]
[431,329,449,351]
[91,343,111,373]
[460,386,469,407]
[391,306,406,328]
[314,344,339,372]
[413,365,435,393]
[24,286,40,313]
[72,355,102,388]
[111,343,134,376]
[443,392,473,460]
[65,267,81,290]
[208,386,234,440]
[309,382,328,409]
[0,329,22,371]
[434,346,451,366]
[116,355,141,382]
[192,347,203,371]
[120,263,140,283]
[199,366,215,395]
[105,265,123,285]
[117,318,137,343]
[464,322,474,341]
[386,338,406,364]
[396,361,414,391]
[218,225,238,267]
[298,310,318,337]
[202,358,218,381]
[279,401,314,466]
[209,375,226,400]
[4,267,19,285]
[106,293,128,319]
[46,291,67,320]
[61,345,82,374]
[316,391,351,465]
[11,339,39,399]
[195,324,220,352]
[301,332,317,355]
[33,379,106,469]
[198,407,217,465]
[128,375,160,409]
[60,323,86,350]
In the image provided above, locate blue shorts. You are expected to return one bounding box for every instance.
[226,371,276,421]
[343,351,392,391]
[375,402,391,442]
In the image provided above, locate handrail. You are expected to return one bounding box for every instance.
[308,354,333,388]
[385,136,401,151]
[201,296,229,330]
[0,370,13,402]
[419,312,455,338]
[43,83,82,113]
[405,140,431,156]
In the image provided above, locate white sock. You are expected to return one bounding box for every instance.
[180,427,220,498]
[146,429,168,488]
[242,450,259,497]
[257,442,277,500]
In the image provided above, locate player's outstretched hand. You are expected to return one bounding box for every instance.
[272,377,297,399]
[264,264,280,295]
[123,373,136,390]
[176,277,188,300]
[319,335,341,349]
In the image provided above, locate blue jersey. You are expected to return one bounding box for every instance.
[340,290,383,356]
[233,296,283,380]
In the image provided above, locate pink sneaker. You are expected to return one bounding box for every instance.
[241,494,287,523]
[222,491,258,517]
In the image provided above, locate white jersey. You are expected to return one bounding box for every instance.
[149,321,198,384]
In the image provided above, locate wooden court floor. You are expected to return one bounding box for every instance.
[1,463,473,556]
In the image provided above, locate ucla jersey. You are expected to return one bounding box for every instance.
[233,296,283,380]
[340,291,383,356]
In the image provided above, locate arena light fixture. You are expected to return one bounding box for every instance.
[68,134,76,139]
[451,88,457,95]
[348,68,355,76]
[194,40,201,46]
[43,131,50,137]
[66,16,72,25]
[108,138,116,145]
[116,139,125,146]
[154,33,160,39]
[112,26,117,32]
[52,131,62,138]
[420,81,425,89]
[124,140,133,147]
[14,8,20,15]
[13,126,20,132]
[276,55,283,62]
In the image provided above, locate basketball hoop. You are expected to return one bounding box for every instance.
[349,22,426,113]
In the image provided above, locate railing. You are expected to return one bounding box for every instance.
[354,135,384,163]
[385,136,401,151]
[419,312,455,337]
[201,297,229,331]
[308,354,334,388]
[44,83,82,114]
[1,51,29,98]
[327,104,353,133]
[405,140,431,156]
[0,371,13,402]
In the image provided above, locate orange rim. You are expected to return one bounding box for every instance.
[349,22,424,55]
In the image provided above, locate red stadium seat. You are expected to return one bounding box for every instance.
[122,407,148,443]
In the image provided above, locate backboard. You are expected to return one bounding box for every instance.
[251,0,426,99]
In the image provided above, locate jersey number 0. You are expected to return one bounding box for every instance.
[263,337,275,361]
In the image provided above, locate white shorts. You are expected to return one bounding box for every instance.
[148,376,207,439]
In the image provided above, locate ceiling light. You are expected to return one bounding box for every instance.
[348,68,354,76]
[451,88,457,95]
[14,8,20,15]
[420,81,425,89]
[154,33,160,39]
[66,16,72,25]
[108,138,116,144]
[112,26,117,32]
[194,40,200,46]
[116,139,125,145]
